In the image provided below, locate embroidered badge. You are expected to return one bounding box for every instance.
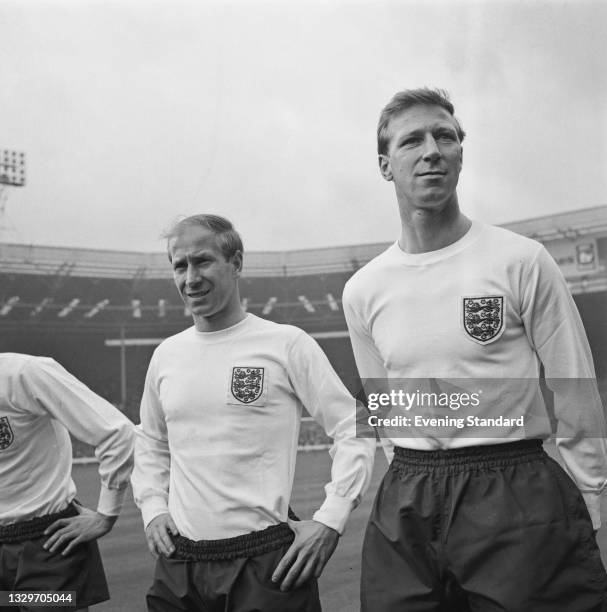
[231,367,265,404]
[463,296,505,344]
[0,417,14,450]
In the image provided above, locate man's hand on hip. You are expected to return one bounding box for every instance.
[272,519,340,592]
[43,502,117,556]
[145,512,179,558]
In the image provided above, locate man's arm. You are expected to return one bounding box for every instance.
[14,357,135,554]
[342,281,389,381]
[342,283,395,462]
[522,246,607,529]
[130,353,177,557]
[272,331,376,590]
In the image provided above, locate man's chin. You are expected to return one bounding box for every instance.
[188,303,211,316]
[413,190,458,207]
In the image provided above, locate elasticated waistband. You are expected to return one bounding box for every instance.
[392,439,544,473]
[0,503,78,543]
[172,522,294,562]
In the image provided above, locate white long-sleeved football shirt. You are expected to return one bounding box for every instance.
[342,221,607,528]
[0,353,135,524]
[131,314,375,539]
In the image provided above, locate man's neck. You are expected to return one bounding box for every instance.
[193,306,247,333]
[397,198,471,254]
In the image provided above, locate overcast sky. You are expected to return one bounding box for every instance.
[1,0,606,253]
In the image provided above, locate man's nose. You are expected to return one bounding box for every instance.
[421,135,441,161]
[185,264,200,285]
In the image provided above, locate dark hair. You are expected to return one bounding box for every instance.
[377,88,466,155]
[164,214,244,261]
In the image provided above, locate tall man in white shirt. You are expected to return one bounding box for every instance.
[131,214,375,612]
[342,88,607,611]
[0,354,135,611]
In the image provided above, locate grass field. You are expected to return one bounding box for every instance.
[72,444,607,612]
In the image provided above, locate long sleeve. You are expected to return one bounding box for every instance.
[342,281,395,463]
[287,332,375,534]
[342,282,389,381]
[521,246,607,528]
[18,358,135,517]
[131,353,171,528]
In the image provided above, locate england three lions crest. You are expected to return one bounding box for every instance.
[463,296,505,345]
[0,417,14,450]
[231,367,265,404]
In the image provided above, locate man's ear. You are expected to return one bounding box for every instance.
[232,250,243,278]
[378,154,393,182]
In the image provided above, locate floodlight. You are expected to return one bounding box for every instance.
[131,299,142,318]
[326,293,339,312]
[0,149,25,187]
[262,296,277,316]
[0,296,19,316]
[31,297,52,317]
[84,299,109,319]
[58,298,80,318]
[298,295,316,313]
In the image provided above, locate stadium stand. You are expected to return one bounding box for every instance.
[1,206,606,451]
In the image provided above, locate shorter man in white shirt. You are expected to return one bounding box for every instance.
[131,214,375,612]
[0,354,135,611]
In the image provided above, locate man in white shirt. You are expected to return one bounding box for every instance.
[342,88,607,611]
[0,354,135,611]
[131,214,375,612]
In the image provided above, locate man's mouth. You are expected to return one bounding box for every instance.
[418,171,446,176]
[187,288,211,298]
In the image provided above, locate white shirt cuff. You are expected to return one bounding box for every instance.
[141,496,170,528]
[312,494,354,535]
[582,490,602,530]
[97,485,128,517]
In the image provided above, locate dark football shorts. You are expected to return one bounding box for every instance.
[361,440,607,612]
[147,522,322,612]
[0,505,109,612]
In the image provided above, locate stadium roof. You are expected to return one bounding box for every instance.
[502,206,607,242]
[2,205,606,280]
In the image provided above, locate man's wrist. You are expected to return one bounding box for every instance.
[311,519,340,537]
[96,511,118,525]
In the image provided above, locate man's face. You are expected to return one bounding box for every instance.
[379,104,463,211]
[169,225,242,326]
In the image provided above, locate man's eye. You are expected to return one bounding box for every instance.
[437,132,457,141]
[401,137,421,147]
